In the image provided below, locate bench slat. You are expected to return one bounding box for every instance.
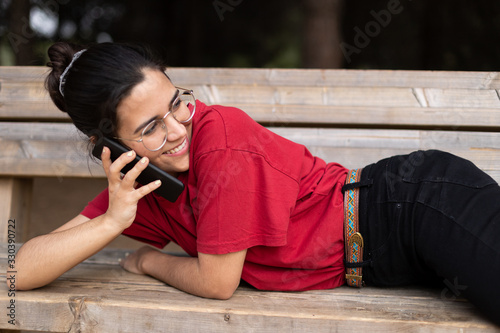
[0,252,497,332]
[238,105,500,127]
[2,67,500,129]
[0,180,31,243]
[2,123,500,181]
[195,85,500,109]
[2,66,500,89]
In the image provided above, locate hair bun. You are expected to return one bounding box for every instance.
[45,42,85,113]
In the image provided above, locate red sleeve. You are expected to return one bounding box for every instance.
[80,188,109,219]
[80,188,169,249]
[192,148,299,254]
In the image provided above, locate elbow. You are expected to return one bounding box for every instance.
[211,287,236,300]
[7,274,31,291]
[6,274,29,292]
[208,280,239,300]
[6,266,43,291]
[6,275,15,292]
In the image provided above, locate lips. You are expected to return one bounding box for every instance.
[163,137,188,155]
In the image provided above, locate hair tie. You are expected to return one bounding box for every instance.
[59,49,87,97]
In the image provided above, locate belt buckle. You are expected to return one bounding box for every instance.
[348,232,364,248]
[346,232,364,285]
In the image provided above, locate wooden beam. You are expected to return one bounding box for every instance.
[2,123,500,181]
[2,66,500,89]
[0,249,497,332]
[2,67,500,128]
[0,178,31,243]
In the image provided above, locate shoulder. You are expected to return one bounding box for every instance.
[190,101,308,181]
[193,102,255,135]
[190,101,267,154]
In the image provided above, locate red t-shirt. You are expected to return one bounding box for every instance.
[81,101,348,291]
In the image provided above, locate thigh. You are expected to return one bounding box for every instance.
[359,150,500,324]
[359,150,499,285]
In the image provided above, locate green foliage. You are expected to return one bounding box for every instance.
[1,0,499,70]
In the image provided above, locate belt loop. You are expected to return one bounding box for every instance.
[344,168,365,287]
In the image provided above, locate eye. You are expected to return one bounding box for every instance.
[172,98,182,111]
[143,121,158,136]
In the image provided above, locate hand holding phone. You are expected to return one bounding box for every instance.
[92,137,184,202]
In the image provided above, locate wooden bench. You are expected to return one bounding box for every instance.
[1,67,500,332]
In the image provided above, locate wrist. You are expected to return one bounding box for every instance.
[101,213,126,236]
[138,248,163,274]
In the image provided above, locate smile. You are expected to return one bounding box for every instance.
[163,137,188,155]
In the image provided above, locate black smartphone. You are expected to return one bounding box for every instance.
[92,137,184,202]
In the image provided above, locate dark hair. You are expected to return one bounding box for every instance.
[45,42,168,141]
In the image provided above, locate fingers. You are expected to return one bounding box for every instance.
[120,155,149,187]
[107,150,138,183]
[135,179,162,198]
[102,147,162,199]
[101,147,136,182]
[118,252,130,267]
[100,146,112,179]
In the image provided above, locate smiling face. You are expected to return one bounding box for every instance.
[115,68,192,176]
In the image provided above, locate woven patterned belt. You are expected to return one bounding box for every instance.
[343,168,364,287]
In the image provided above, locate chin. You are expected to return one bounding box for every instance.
[156,156,189,175]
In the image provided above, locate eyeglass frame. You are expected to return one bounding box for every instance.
[114,87,196,152]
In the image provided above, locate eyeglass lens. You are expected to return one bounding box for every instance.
[142,90,195,151]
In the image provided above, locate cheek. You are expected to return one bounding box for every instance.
[125,142,154,159]
[186,123,193,141]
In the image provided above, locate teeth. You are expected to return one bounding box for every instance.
[165,138,187,155]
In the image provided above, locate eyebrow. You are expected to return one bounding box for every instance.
[133,89,180,135]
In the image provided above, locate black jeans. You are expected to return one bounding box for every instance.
[357,150,500,325]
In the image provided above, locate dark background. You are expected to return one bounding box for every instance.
[1,0,500,70]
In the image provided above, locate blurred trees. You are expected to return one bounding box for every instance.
[302,0,344,68]
[342,0,500,70]
[0,0,499,70]
[4,0,35,65]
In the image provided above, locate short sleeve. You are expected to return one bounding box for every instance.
[80,188,109,219]
[80,188,170,249]
[192,148,299,254]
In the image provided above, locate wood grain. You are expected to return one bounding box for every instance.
[0,251,497,332]
[0,179,31,243]
[1,67,500,332]
[2,67,500,128]
[1,123,500,181]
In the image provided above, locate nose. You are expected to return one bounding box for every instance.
[165,114,185,142]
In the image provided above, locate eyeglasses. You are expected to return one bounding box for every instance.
[115,87,196,151]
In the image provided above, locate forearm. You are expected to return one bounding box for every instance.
[140,250,242,300]
[15,214,122,290]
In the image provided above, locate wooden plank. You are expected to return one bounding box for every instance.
[2,67,500,128]
[421,88,500,108]
[169,67,500,90]
[238,105,500,127]
[194,85,500,109]
[3,98,500,127]
[271,127,500,175]
[0,179,31,243]
[0,101,65,120]
[0,254,497,332]
[0,123,103,177]
[1,123,500,180]
[2,66,500,89]
[195,85,421,108]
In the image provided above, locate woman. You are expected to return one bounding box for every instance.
[15,42,500,324]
